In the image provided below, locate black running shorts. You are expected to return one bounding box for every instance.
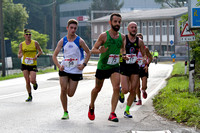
[139,67,148,78]
[59,70,83,81]
[120,63,139,76]
[95,67,120,80]
[21,64,38,72]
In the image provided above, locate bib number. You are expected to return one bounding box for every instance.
[25,57,33,65]
[137,58,143,66]
[126,54,137,64]
[63,58,78,68]
[107,54,119,65]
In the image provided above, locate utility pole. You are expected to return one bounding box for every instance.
[0,0,6,77]
[52,0,57,70]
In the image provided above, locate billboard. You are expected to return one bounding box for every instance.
[188,0,200,29]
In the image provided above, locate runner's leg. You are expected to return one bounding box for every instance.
[23,70,31,94]
[90,78,104,108]
[110,72,120,113]
[59,76,69,112]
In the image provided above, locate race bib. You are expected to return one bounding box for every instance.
[63,58,78,68]
[137,58,143,66]
[126,54,137,64]
[24,57,34,65]
[107,54,119,65]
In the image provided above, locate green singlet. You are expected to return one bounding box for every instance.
[97,31,123,70]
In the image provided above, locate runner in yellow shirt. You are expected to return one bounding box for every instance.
[18,29,43,102]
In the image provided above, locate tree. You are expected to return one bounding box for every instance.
[3,0,28,41]
[154,0,187,8]
[89,0,124,19]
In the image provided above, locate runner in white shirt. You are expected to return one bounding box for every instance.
[52,19,91,120]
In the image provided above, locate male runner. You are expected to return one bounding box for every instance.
[88,13,126,122]
[119,22,146,118]
[135,33,152,105]
[18,29,43,102]
[52,19,91,120]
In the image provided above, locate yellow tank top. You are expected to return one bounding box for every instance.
[22,40,37,66]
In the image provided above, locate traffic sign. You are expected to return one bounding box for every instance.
[188,0,200,29]
[181,22,195,42]
[171,54,176,58]
[170,40,174,46]
[180,23,195,37]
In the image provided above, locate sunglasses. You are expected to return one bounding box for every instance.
[25,33,31,35]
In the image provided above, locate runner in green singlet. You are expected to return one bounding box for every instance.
[88,13,126,122]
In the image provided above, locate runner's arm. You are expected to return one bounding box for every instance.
[34,41,43,59]
[52,39,64,71]
[18,43,23,58]
[79,38,91,69]
[91,33,107,54]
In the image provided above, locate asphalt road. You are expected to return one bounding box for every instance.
[0,62,199,133]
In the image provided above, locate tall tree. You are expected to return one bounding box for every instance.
[13,0,69,49]
[89,0,124,20]
[154,0,187,8]
[3,0,28,41]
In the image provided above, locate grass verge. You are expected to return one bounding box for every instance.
[153,61,200,129]
[0,68,57,81]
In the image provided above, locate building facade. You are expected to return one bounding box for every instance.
[91,7,188,56]
[59,0,91,47]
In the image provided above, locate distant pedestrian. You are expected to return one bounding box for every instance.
[52,19,91,120]
[18,29,43,102]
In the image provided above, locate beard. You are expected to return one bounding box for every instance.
[129,32,136,37]
[111,24,120,32]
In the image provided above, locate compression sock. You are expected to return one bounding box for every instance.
[125,105,130,112]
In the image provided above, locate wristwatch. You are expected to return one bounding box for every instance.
[83,63,87,66]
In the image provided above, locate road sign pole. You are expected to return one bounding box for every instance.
[188,41,190,62]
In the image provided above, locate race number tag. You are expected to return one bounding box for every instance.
[137,58,143,66]
[107,54,119,65]
[24,57,33,65]
[126,54,137,64]
[64,58,78,68]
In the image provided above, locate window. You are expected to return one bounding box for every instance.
[162,20,167,35]
[155,21,160,35]
[100,25,104,33]
[94,25,97,33]
[169,20,174,35]
[142,22,147,35]
[148,21,153,35]
[136,22,140,33]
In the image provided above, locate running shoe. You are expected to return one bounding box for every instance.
[108,112,119,122]
[33,83,38,90]
[119,87,125,103]
[124,111,132,118]
[88,106,95,120]
[142,90,147,99]
[61,112,69,120]
[136,100,142,105]
[25,96,32,102]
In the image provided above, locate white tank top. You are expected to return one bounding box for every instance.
[137,46,148,67]
[61,36,84,74]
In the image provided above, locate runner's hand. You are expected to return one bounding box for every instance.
[59,65,64,71]
[77,64,84,70]
[122,54,129,60]
[144,65,148,73]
